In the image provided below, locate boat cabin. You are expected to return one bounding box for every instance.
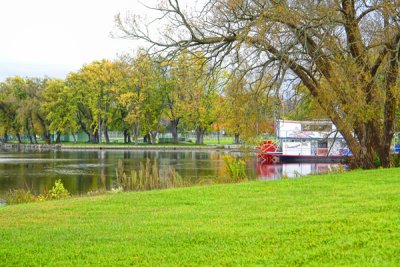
[275,120,347,156]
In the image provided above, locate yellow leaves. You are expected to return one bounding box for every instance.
[117,92,135,107]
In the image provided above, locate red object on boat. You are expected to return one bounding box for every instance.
[257,140,279,164]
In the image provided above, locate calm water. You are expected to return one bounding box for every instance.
[0,150,339,197]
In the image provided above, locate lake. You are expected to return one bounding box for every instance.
[0,150,340,197]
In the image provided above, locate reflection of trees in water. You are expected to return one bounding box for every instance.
[0,150,230,196]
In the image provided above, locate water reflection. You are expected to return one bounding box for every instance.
[256,162,338,179]
[0,150,341,197]
[0,150,228,196]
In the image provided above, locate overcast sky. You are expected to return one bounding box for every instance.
[0,0,159,81]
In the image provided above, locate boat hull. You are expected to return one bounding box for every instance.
[261,153,347,163]
[277,155,346,163]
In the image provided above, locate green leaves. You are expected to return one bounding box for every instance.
[0,76,49,142]
[41,79,79,134]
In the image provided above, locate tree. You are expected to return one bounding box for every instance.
[157,50,218,144]
[0,77,23,142]
[165,51,191,144]
[285,84,327,121]
[110,58,134,143]
[141,59,168,144]
[67,72,98,143]
[221,74,275,144]
[182,53,219,144]
[41,79,80,142]
[211,95,226,145]
[0,77,50,143]
[117,51,154,145]
[68,60,120,144]
[116,0,400,168]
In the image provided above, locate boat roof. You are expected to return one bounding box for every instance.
[277,119,333,125]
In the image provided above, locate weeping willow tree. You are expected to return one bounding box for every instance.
[116,0,400,168]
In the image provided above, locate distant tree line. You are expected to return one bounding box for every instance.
[0,50,275,144]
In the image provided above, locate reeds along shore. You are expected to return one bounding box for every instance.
[115,159,185,191]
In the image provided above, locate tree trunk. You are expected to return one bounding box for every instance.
[354,149,376,169]
[97,95,102,144]
[43,133,51,144]
[98,123,102,144]
[195,126,205,145]
[4,133,8,143]
[72,133,77,143]
[25,121,34,144]
[27,133,34,144]
[234,133,240,144]
[378,131,393,168]
[30,121,38,144]
[89,131,97,144]
[16,133,22,144]
[123,130,128,143]
[143,133,150,144]
[133,122,140,145]
[104,127,110,144]
[36,114,50,144]
[150,131,158,144]
[171,119,180,144]
[32,132,38,144]
[55,132,61,143]
[123,129,131,144]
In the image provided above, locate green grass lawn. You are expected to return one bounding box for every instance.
[203,137,235,145]
[0,169,399,266]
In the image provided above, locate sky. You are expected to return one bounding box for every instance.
[0,0,158,81]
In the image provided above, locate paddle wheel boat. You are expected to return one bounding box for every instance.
[257,120,349,164]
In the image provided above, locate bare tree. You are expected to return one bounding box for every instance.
[116,0,400,168]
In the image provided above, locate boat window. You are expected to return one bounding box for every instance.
[318,141,328,148]
[302,124,332,132]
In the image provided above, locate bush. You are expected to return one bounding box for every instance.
[391,153,400,168]
[47,179,70,200]
[4,189,36,205]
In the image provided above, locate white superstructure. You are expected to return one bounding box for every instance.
[275,120,347,156]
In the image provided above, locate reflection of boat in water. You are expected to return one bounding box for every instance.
[262,152,346,163]
[256,162,337,179]
[257,120,350,164]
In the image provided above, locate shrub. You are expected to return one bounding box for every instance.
[47,179,70,200]
[391,153,400,168]
[4,189,36,205]
[3,180,70,205]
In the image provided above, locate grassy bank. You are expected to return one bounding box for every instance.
[0,169,399,266]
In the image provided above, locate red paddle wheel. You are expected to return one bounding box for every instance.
[256,140,279,164]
